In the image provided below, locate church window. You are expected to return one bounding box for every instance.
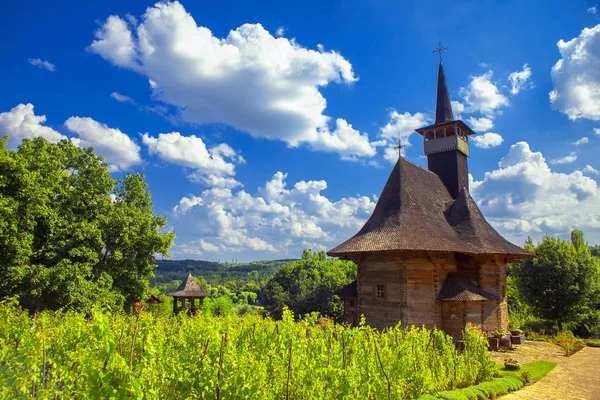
[349,300,355,307]
[376,284,385,299]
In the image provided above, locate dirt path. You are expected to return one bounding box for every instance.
[499,346,600,400]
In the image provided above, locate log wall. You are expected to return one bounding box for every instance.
[355,251,509,334]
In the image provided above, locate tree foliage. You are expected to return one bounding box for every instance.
[0,136,175,312]
[264,249,356,320]
[512,231,600,329]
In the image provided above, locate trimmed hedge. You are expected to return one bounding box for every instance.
[586,339,600,347]
[419,375,524,400]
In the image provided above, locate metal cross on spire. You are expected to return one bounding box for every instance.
[433,41,448,63]
[395,132,404,158]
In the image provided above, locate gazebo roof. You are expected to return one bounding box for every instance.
[327,157,532,260]
[436,273,500,301]
[167,272,210,298]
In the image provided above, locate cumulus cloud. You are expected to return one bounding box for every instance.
[142,131,242,187]
[471,132,504,149]
[589,6,597,15]
[28,58,56,72]
[550,24,600,120]
[583,165,599,175]
[594,128,600,136]
[467,117,494,132]
[88,2,380,159]
[550,152,577,165]
[471,141,600,243]
[460,71,509,115]
[451,101,465,119]
[378,110,429,162]
[309,118,377,160]
[170,171,376,258]
[508,63,533,95]
[0,103,67,149]
[110,92,136,104]
[65,117,142,172]
[572,137,589,146]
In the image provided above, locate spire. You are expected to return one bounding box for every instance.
[434,61,454,125]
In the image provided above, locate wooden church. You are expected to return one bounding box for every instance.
[329,56,533,339]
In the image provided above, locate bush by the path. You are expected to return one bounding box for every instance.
[422,361,557,400]
[420,376,523,400]
[0,298,494,399]
[586,338,600,347]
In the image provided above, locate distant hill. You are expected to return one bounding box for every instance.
[151,258,296,287]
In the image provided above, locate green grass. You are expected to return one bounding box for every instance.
[496,361,557,382]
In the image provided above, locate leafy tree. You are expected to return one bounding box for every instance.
[264,249,356,321]
[513,231,600,330]
[0,136,174,311]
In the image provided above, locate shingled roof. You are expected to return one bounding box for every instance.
[167,272,210,298]
[335,280,358,298]
[327,157,532,259]
[436,273,500,301]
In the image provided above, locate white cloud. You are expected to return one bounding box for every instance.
[472,132,504,149]
[111,92,136,104]
[65,117,142,172]
[309,118,377,160]
[588,6,597,15]
[142,131,242,186]
[572,137,589,146]
[471,141,600,244]
[28,58,56,72]
[89,2,378,159]
[508,63,533,95]
[460,71,509,115]
[89,15,137,69]
[170,171,376,258]
[0,103,67,150]
[550,152,577,165]
[467,116,494,132]
[550,24,600,120]
[594,128,600,136]
[275,26,285,37]
[583,165,599,175]
[377,110,429,163]
[451,101,465,119]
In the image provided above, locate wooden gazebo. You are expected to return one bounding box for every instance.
[167,271,209,315]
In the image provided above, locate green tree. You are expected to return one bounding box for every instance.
[513,231,600,330]
[264,249,356,321]
[0,136,175,311]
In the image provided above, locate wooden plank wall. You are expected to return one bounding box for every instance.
[355,251,509,333]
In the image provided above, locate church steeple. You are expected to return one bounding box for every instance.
[415,45,477,200]
[435,62,454,125]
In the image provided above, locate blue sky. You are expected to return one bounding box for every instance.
[2,0,600,261]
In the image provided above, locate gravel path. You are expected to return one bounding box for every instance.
[499,346,600,400]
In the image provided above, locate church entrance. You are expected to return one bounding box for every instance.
[441,301,484,340]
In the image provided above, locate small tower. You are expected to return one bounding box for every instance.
[415,45,476,199]
[167,271,209,315]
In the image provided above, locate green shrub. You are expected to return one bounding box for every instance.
[417,396,440,400]
[473,376,524,399]
[203,296,235,316]
[586,338,600,347]
[438,391,469,400]
[459,387,487,399]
